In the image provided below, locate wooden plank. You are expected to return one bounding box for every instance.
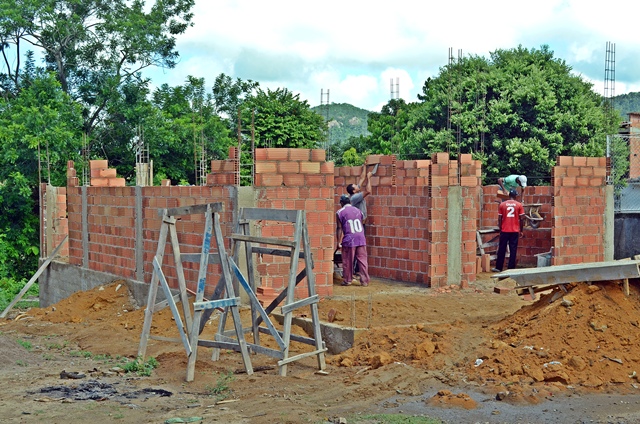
[240,207,299,223]
[256,269,308,326]
[138,213,170,358]
[158,202,224,217]
[228,256,286,350]
[200,339,284,359]
[277,348,329,366]
[153,257,192,355]
[213,212,254,375]
[256,326,318,346]
[280,295,319,315]
[149,335,183,343]
[193,297,239,311]
[0,235,68,318]
[186,205,215,381]
[230,234,296,248]
[495,260,640,287]
[251,246,308,259]
[181,253,221,264]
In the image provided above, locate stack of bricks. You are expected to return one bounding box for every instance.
[66,160,79,187]
[253,148,334,302]
[552,156,606,266]
[90,160,125,187]
[207,147,239,186]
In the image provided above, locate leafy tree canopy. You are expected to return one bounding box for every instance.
[361,45,619,185]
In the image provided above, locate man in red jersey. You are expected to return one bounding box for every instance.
[492,189,525,272]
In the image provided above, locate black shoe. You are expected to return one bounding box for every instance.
[491,268,501,273]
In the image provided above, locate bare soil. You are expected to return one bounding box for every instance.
[3,274,640,423]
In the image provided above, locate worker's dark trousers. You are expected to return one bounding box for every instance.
[495,231,519,271]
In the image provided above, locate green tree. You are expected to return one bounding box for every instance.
[241,87,327,149]
[0,0,195,136]
[388,45,618,184]
[0,68,82,280]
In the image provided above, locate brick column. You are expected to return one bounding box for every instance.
[427,152,449,287]
[552,156,606,265]
[254,148,334,298]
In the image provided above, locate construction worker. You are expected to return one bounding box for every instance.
[498,174,527,196]
[336,194,370,287]
[346,166,373,226]
[492,189,526,272]
[346,166,373,278]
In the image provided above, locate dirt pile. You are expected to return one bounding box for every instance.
[468,281,640,393]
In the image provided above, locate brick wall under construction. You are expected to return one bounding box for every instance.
[44,149,609,300]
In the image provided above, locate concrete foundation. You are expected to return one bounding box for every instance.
[39,260,155,308]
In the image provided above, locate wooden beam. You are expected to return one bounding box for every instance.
[0,236,68,318]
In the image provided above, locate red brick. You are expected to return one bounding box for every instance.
[300,162,320,174]
[254,161,277,174]
[366,155,383,165]
[289,149,311,161]
[278,161,300,174]
[90,168,117,178]
[265,148,289,161]
[310,149,326,162]
[108,178,126,187]
[557,156,572,166]
[283,174,304,186]
[90,178,109,187]
[494,287,511,295]
[320,162,334,174]
[90,159,108,169]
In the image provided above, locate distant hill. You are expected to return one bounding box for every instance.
[311,103,371,146]
[614,92,640,120]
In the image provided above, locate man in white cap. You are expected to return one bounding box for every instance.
[498,174,527,196]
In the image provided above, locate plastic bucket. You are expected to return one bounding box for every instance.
[536,252,551,267]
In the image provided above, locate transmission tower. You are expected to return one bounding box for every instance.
[390,77,399,100]
[321,89,331,159]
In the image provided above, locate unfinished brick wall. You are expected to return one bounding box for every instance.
[40,183,69,260]
[479,185,554,268]
[56,148,334,301]
[334,152,482,287]
[628,112,640,179]
[552,156,607,265]
[66,161,236,297]
[253,148,334,300]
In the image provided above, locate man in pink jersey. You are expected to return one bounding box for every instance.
[336,194,370,287]
[492,189,525,272]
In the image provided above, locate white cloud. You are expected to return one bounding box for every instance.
[143,0,640,111]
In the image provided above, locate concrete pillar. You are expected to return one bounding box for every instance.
[604,184,615,261]
[447,186,462,285]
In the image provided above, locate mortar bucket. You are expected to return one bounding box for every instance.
[536,251,551,267]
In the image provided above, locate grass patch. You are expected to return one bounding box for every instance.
[205,370,234,401]
[0,278,38,311]
[120,356,158,377]
[17,339,32,351]
[46,341,69,350]
[69,350,93,358]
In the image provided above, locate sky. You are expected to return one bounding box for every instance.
[144,0,640,112]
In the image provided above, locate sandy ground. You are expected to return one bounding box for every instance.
[2,274,640,423]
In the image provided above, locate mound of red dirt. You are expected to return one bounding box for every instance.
[468,281,640,393]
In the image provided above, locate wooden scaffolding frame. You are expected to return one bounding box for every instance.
[137,204,326,380]
[211,207,327,376]
[137,202,252,381]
